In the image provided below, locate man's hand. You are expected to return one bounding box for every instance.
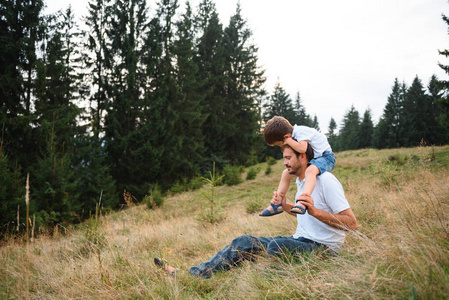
[298,193,358,231]
[297,193,315,214]
[271,191,285,205]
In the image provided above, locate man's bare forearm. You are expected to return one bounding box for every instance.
[281,201,297,216]
[311,208,358,231]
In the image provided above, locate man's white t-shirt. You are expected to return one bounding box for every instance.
[292,125,332,159]
[293,172,350,249]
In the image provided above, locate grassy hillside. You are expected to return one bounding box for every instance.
[1,145,449,299]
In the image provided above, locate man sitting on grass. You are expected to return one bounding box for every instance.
[154,144,357,278]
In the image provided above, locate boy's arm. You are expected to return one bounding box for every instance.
[284,136,308,153]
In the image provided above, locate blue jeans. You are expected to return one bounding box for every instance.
[188,235,326,278]
[309,151,335,175]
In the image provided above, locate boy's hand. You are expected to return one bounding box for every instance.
[284,137,308,153]
[283,134,292,145]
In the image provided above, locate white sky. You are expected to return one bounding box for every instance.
[44,0,449,131]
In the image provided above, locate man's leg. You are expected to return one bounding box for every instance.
[266,236,326,257]
[188,235,274,278]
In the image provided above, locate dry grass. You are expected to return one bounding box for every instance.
[1,145,449,299]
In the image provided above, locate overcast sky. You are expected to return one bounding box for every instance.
[44,0,449,131]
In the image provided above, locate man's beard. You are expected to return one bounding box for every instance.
[287,165,300,175]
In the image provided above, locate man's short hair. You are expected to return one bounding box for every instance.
[264,116,294,145]
[282,143,314,162]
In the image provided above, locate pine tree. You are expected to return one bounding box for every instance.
[222,3,265,164]
[428,75,449,144]
[0,0,44,170]
[145,0,185,187]
[381,78,404,148]
[34,8,82,147]
[172,2,207,177]
[83,0,112,139]
[78,0,118,213]
[71,134,118,216]
[263,81,295,122]
[437,12,449,130]
[311,115,320,131]
[338,105,360,151]
[291,92,312,126]
[104,0,151,199]
[136,10,165,188]
[327,117,338,151]
[32,7,84,227]
[0,146,24,232]
[194,0,228,167]
[400,76,428,146]
[358,109,374,148]
[372,117,389,149]
[32,128,78,227]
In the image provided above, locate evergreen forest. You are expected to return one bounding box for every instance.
[1,0,449,233]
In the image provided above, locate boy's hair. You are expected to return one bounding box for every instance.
[264,116,294,145]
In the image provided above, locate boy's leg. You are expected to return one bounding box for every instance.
[290,165,319,214]
[260,169,295,216]
[302,164,320,196]
[277,168,295,194]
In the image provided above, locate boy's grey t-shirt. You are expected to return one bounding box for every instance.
[293,172,350,249]
[292,125,332,158]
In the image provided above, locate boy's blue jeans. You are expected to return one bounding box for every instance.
[188,235,326,278]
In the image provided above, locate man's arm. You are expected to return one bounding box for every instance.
[299,194,358,231]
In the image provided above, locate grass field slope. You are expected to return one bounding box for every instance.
[1,145,449,299]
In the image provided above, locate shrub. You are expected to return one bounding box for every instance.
[145,185,164,209]
[198,162,225,224]
[222,165,243,186]
[189,176,204,190]
[246,167,258,180]
[245,197,265,214]
[170,181,186,195]
[387,154,406,165]
[77,204,106,257]
[245,150,259,167]
[265,165,272,175]
[266,156,277,166]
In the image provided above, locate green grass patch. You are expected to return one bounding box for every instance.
[2,145,449,299]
